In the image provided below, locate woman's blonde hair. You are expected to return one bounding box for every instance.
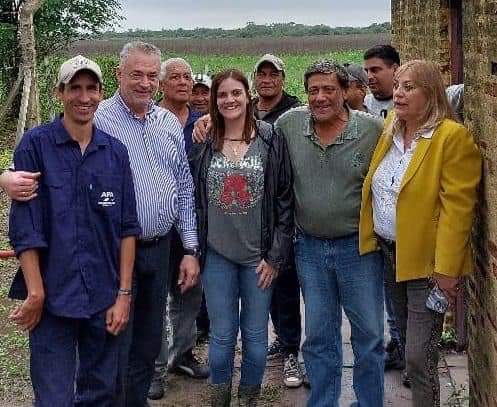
[389,59,456,136]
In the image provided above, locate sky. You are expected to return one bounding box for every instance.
[119,0,391,31]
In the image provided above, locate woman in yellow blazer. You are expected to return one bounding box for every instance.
[359,60,481,407]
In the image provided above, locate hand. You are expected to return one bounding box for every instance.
[1,171,40,201]
[432,273,459,308]
[178,255,200,294]
[9,293,44,331]
[256,259,278,290]
[105,295,131,336]
[192,114,211,143]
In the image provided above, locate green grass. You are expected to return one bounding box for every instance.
[38,50,363,121]
[0,149,12,173]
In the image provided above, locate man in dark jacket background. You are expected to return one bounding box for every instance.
[252,54,301,124]
[252,54,304,388]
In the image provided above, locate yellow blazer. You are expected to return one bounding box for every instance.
[359,118,482,282]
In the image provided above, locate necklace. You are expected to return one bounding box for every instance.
[227,139,243,158]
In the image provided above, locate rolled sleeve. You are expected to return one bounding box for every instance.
[120,149,142,238]
[9,143,48,256]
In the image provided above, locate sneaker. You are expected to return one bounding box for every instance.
[283,354,304,388]
[147,372,165,400]
[267,339,284,360]
[170,349,210,379]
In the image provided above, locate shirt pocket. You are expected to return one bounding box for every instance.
[42,171,72,217]
[89,174,122,222]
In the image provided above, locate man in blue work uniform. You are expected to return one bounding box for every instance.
[8,55,141,406]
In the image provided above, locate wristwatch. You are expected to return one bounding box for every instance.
[184,247,201,258]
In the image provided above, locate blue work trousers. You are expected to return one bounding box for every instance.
[30,309,119,407]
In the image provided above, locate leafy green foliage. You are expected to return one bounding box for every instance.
[0,149,12,172]
[0,22,17,101]
[440,327,458,349]
[0,0,122,105]
[34,0,123,57]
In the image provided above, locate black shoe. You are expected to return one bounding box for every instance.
[170,349,210,379]
[385,338,399,353]
[196,329,209,344]
[267,339,284,360]
[401,370,411,388]
[147,372,165,400]
[384,340,405,371]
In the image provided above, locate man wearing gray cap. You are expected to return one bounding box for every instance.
[343,63,369,112]
[7,55,141,406]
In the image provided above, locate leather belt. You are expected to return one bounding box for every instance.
[376,235,396,250]
[137,235,166,248]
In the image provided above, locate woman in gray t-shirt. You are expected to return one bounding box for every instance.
[189,69,294,406]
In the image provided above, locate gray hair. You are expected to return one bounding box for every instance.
[303,60,349,91]
[119,41,161,65]
[159,58,193,81]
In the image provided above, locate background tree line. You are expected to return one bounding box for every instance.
[100,21,391,40]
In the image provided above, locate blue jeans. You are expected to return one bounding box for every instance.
[202,248,273,386]
[295,232,384,407]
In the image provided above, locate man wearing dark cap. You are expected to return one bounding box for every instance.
[253,54,301,124]
[252,53,304,388]
[343,63,369,112]
[8,55,141,406]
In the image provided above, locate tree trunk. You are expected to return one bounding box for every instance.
[17,0,43,135]
[0,69,23,125]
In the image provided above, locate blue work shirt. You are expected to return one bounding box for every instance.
[183,108,203,153]
[9,117,142,318]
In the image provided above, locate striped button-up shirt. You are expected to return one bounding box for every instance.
[94,93,198,247]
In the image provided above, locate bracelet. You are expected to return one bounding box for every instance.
[118,288,132,296]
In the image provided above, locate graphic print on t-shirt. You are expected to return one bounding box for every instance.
[208,154,264,215]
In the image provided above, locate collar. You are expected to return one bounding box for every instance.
[392,127,435,153]
[115,91,157,120]
[53,116,109,148]
[304,107,358,145]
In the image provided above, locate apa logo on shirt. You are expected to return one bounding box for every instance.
[98,191,116,207]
